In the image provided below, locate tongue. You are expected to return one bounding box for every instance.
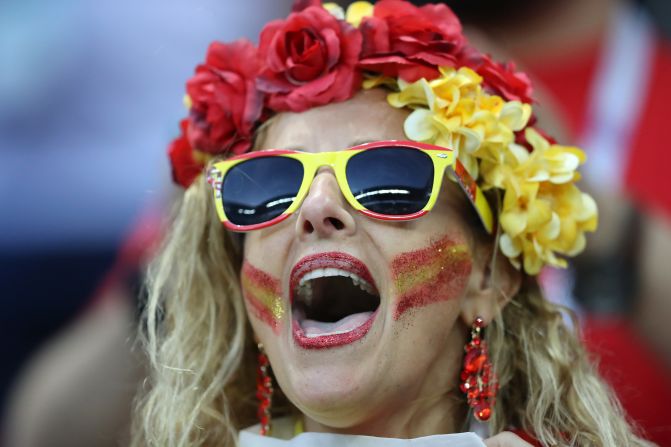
[302,311,373,338]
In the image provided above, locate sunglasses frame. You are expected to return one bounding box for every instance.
[207,140,493,233]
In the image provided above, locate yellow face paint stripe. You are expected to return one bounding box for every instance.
[391,236,472,319]
[394,244,469,295]
[241,262,284,332]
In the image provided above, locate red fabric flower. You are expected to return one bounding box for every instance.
[358,0,465,82]
[291,0,321,12]
[168,119,204,188]
[462,52,534,104]
[257,6,363,112]
[186,39,263,155]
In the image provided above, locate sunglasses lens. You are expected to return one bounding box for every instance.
[346,147,433,215]
[222,156,303,226]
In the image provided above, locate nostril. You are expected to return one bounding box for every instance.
[303,220,314,234]
[327,217,345,230]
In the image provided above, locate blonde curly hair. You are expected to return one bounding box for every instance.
[131,174,652,446]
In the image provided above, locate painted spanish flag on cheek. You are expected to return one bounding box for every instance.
[392,235,472,320]
[241,261,284,333]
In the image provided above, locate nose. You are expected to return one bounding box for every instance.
[295,167,357,240]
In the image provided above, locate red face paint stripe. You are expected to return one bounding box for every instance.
[243,288,280,332]
[391,236,472,319]
[241,261,284,333]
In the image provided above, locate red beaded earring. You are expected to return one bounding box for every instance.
[256,343,273,435]
[460,316,498,421]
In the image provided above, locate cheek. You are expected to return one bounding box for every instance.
[240,260,284,334]
[390,234,472,320]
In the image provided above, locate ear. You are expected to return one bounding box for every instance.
[460,237,522,326]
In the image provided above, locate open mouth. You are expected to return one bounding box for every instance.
[290,253,381,349]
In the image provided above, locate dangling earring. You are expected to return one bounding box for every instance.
[460,316,498,422]
[256,343,273,435]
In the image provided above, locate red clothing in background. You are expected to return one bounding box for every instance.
[526,14,671,445]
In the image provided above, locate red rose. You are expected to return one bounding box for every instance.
[257,6,363,112]
[186,39,263,155]
[291,0,321,12]
[463,52,533,104]
[168,119,205,188]
[358,0,465,82]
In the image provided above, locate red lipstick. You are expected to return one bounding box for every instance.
[290,252,379,349]
[292,312,377,349]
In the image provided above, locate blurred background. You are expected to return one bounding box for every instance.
[0,1,293,444]
[1,0,670,445]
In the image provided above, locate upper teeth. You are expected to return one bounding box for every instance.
[296,268,376,299]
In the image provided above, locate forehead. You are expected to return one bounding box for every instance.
[256,89,409,152]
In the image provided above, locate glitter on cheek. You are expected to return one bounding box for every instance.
[240,261,284,333]
[391,235,472,320]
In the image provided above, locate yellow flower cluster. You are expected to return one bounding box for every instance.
[489,129,598,274]
[385,67,532,179]
[375,67,598,274]
[322,1,597,274]
[323,1,373,26]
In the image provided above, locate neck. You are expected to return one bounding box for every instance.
[303,394,467,438]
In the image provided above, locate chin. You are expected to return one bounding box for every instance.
[272,343,383,419]
[286,367,380,428]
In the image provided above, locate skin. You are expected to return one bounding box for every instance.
[241,89,522,440]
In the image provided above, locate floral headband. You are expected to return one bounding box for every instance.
[168,0,598,275]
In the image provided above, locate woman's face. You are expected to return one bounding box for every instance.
[240,89,489,432]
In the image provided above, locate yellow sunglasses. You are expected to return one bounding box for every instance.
[206,140,493,233]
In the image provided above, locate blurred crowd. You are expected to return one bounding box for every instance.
[1,0,670,446]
